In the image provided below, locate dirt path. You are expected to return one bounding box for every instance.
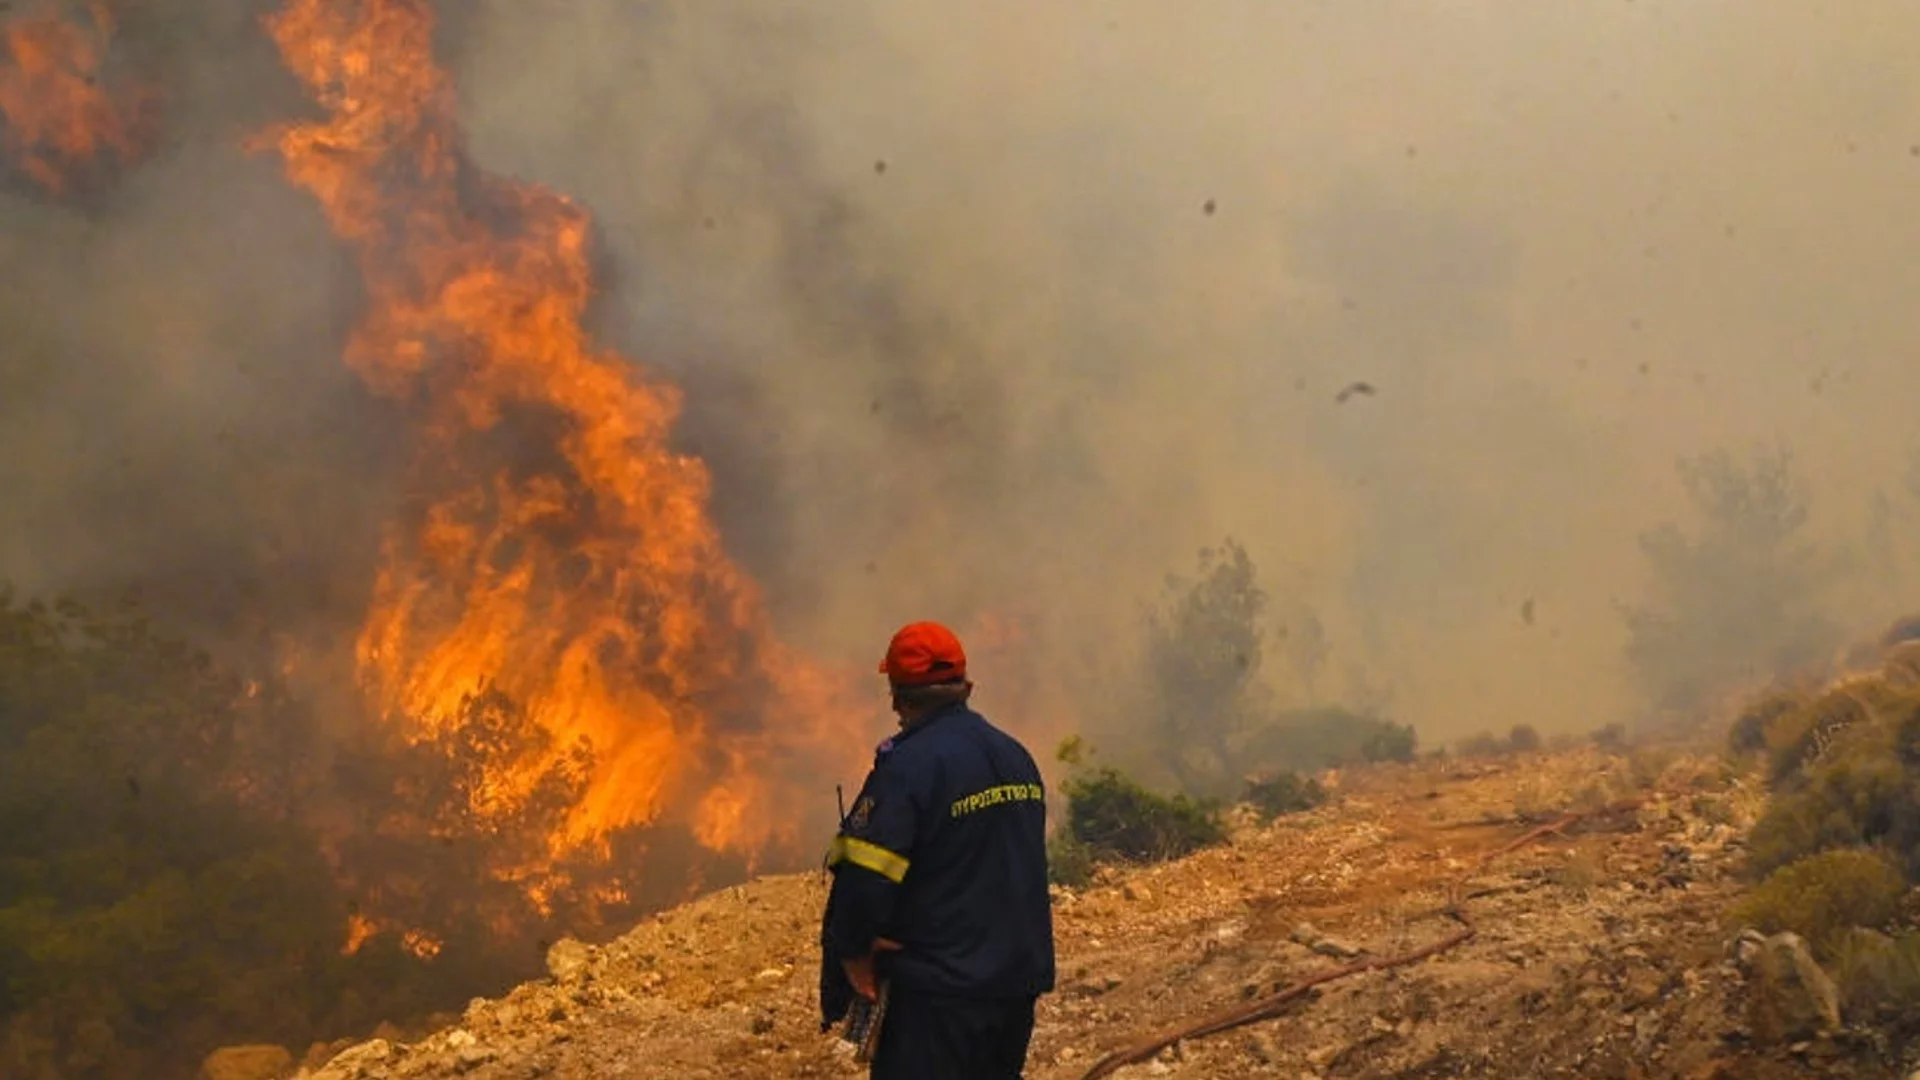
[295,748,1902,1080]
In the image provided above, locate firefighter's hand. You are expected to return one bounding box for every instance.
[842,938,903,1000]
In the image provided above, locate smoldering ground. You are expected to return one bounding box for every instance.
[8,0,1920,758]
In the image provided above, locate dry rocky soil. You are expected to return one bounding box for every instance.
[258,747,1920,1080]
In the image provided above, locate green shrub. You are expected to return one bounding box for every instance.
[1744,717,1918,879]
[1731,849,1907,956]
[1831,929,1920,1031]
[1508,724,1542,753]
[1746,790,1869,881]
[1046,830,1097,888]
[1239,707,1416,771]
[1456,731,1506,758]
[1064,768,1226,863]
[1243,772,1327,822]
[1896,701,1920,770]
[1729,690,1807,757]
[1590,722,1629,751]
[1766,688,1871,787]
[1359,721,1419,764]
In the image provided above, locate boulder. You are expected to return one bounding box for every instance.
[546,937,593,982]
[200,1045,294,1080]
[309,1038,395,1080]
[1747,932,1841,1045]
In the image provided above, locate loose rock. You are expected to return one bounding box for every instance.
[545,938,593,982]
[1747,932,1841,1045]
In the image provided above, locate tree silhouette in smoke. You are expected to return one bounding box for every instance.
[1142,540,1269,797]
[1622,446,1842,715]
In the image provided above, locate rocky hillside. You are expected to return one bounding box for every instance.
[246,746,1920,1080]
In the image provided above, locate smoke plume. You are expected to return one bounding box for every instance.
[9,0,1920,774]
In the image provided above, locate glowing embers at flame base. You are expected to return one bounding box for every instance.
[258,0,857,895]
[0,0,155,194]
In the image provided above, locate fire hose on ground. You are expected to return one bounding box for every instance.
[1074,798,1647,1080]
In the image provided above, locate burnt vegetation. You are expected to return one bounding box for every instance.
[0,591,737,1080]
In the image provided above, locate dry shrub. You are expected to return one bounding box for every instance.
[1732,849,1907,956]
[1691,792,1738,826]
[1656,754,1733,794]
[1546,849,1604,896]
[1570,774,1632,814]
[1513,775,1569,822]
[1628,746,1680,790]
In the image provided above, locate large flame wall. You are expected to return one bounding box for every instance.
[252,0,863,884]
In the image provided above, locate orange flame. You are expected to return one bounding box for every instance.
[341,913,377,956]
[257,0,859,890]
[0,0,154,194]
[400,927,443,961]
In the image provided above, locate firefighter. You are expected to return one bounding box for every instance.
[819,620,1056,1079]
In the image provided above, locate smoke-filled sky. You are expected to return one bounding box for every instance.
[6,0,1920,752]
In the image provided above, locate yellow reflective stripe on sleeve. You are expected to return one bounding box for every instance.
[828,836,911,883]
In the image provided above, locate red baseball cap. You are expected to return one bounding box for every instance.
[878,621,968,686]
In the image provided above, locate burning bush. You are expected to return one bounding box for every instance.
[0,590,758,1078]
[0,593,454,1078]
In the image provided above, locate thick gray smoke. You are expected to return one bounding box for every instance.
[0,0,397,663]
[452,1,1920,745]
[6,0,1920,759]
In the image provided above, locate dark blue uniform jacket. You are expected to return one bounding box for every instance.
[819,704,1056,1030]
